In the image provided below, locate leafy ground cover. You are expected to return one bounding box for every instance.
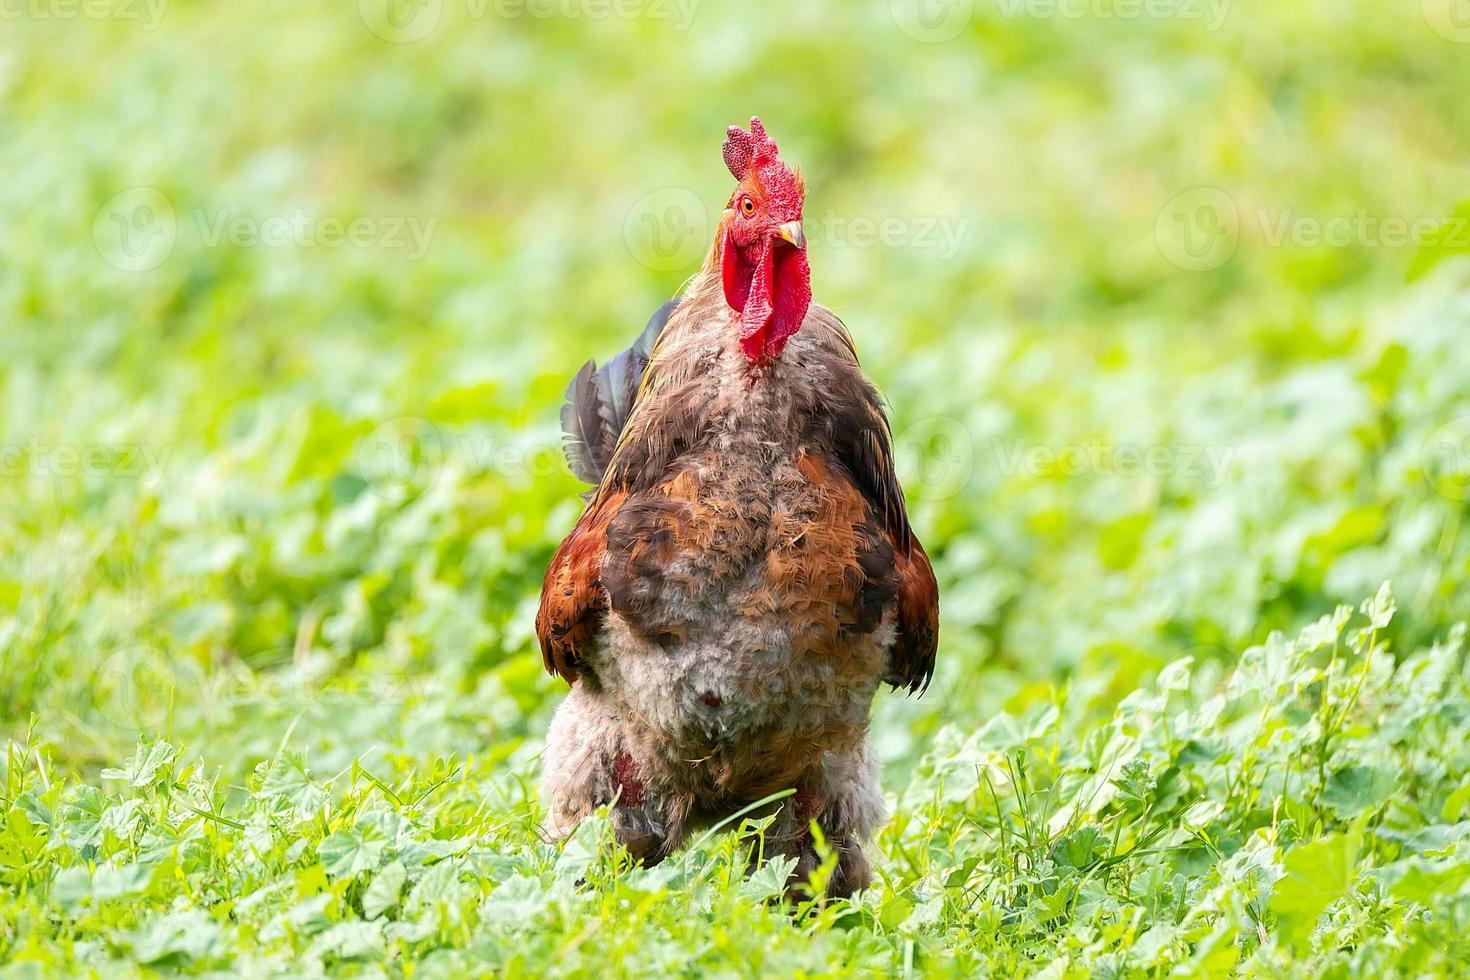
[3,1,1470,975]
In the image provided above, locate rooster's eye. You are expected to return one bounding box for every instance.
[740,197,756,216]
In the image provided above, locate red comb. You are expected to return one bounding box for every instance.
[722,116,778,180]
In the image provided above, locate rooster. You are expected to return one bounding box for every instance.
[537,118,939,898]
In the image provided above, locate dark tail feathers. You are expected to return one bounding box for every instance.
[560,298,679,484]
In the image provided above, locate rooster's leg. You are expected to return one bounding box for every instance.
[541,683,671,862]
[767,739,887,900]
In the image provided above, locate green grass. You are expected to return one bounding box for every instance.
[4,1,1470,975]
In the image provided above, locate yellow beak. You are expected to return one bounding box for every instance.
[776,221,806,250]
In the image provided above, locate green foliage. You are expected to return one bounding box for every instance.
[3,0,1470,975]
[3,592,1469,974]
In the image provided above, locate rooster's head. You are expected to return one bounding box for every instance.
[717,116,810,364]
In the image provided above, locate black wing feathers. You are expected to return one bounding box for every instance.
[560,298,679,484]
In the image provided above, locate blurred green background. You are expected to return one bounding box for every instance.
[3,0,1470,971]
[5,0,1469,770]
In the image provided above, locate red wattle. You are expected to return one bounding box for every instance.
[765,245,810,358]
[721,227,750,312]
[723,231,813,363]
[739,239,776,360]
